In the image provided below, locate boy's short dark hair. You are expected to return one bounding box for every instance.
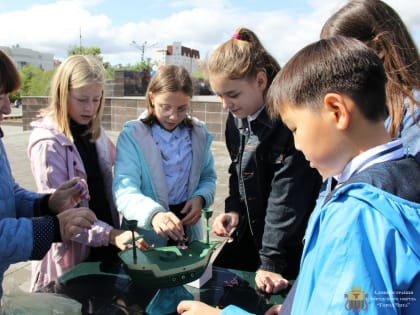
[268,36,388,121]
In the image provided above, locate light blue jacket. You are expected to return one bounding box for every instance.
[291,182,420,315]
[113,116,217,246]
[0,138,41,299]
[220,157,420,315]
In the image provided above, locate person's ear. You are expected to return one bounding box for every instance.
[323,93,350,130]
[255,70,268,91]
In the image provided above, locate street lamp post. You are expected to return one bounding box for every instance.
[131,40,158,63]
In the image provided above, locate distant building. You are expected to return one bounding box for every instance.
[152,42,201,74]
[0,45,54,71]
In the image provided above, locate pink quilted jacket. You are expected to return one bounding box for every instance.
[27,117,119,291]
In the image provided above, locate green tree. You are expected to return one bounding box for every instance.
[103,61,115,80]
[9,91,20,103]
[66,46,117,78]
[118,60,152,73]
[67,46,102,57]
[19,64,54,96]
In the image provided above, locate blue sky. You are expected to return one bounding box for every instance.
[96,0,311,23]
[0,0,419,66]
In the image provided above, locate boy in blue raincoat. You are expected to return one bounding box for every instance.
[178,36,419,315]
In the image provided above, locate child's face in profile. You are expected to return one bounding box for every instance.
[68,84,102,125]
[280,104,348,178]
[209,74,265,119]
[0,93,12,121]
[152,91,190,131]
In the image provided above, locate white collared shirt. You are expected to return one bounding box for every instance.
[246,105,265,133]
[336,139,405,186]
[151,124,192,204]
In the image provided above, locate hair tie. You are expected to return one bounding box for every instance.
[232,33,241,40]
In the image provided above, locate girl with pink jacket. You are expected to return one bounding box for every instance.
[27,55,148,292]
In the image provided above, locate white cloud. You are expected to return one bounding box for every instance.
[0,1,112,60]
[0,0,418,66]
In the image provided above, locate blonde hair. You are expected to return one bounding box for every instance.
[40,55,105,141]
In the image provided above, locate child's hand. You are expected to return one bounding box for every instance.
[151,212,185,241]
[255,269,289,294]
[110,229,150,251]
[212,212,239,239]
[177,300,221,315]
[181,196,204,226]
[265,304,282,315]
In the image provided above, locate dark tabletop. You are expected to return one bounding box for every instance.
[41,256,290,315]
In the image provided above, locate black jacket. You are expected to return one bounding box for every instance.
[224,109,322,277]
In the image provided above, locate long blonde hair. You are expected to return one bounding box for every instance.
[40,55,106,141]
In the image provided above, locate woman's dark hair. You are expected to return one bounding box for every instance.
[0,50,21,94]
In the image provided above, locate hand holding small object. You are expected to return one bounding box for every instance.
[152,211,185,241]
[57,207,96,241]
[211,212,239,242]
[48,177,90,213]
[111,229,150,251]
